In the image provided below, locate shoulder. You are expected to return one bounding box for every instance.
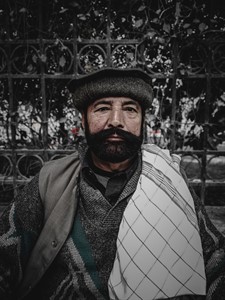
[142,143,181,172]
[142,143,175,158]
[41,152,80,173]
[39,152,81,203]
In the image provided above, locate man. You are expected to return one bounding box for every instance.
[0,68,225,300]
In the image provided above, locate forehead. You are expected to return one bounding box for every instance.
[90,97,141,107]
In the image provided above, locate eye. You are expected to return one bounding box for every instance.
[123,106,138,113]
[94,105,110,112]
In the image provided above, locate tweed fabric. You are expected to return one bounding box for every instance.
[68,68,153,112]
[78,153,142,297]
[0,174,44,300]
[0,146,225,299]
[20,152,142,300]
[24,216,107,300]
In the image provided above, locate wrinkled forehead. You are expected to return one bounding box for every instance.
[90,96,141,107]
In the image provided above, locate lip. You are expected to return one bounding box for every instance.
[106,134,124,141]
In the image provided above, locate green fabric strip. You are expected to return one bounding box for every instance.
[71,214,106,297]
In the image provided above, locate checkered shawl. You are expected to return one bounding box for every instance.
[108,145,206,299]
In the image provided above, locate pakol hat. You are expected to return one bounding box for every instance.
[68,68,153,112]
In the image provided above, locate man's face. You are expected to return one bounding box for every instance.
[82,97,143,163]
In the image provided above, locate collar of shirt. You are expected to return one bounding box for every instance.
[81,149,139,204]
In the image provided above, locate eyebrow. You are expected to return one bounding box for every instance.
[93,99,140,107]
[122,100,139,107]
[93,99,111,107]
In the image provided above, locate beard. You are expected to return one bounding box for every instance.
[85,126,143,163]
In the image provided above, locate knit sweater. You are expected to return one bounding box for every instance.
[0,147,225,299]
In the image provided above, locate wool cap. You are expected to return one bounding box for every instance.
[68,68,153,112]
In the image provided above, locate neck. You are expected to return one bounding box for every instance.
[90,152,134,172]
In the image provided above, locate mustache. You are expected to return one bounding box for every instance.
[89,127,142,143]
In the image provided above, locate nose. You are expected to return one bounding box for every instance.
[108,107,124,128]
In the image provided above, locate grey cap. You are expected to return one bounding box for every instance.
[68,68,153,112]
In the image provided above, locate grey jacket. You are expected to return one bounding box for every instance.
[18,152,81,299]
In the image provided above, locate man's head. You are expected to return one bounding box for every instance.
[68,68,153,168]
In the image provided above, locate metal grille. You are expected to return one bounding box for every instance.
[0,0,225,211]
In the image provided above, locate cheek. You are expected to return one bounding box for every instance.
[87,115,107,134]
[125,118,142,136]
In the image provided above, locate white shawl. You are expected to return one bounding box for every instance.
[108,145,206,300]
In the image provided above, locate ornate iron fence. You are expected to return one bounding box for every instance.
[0,0,225,211]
